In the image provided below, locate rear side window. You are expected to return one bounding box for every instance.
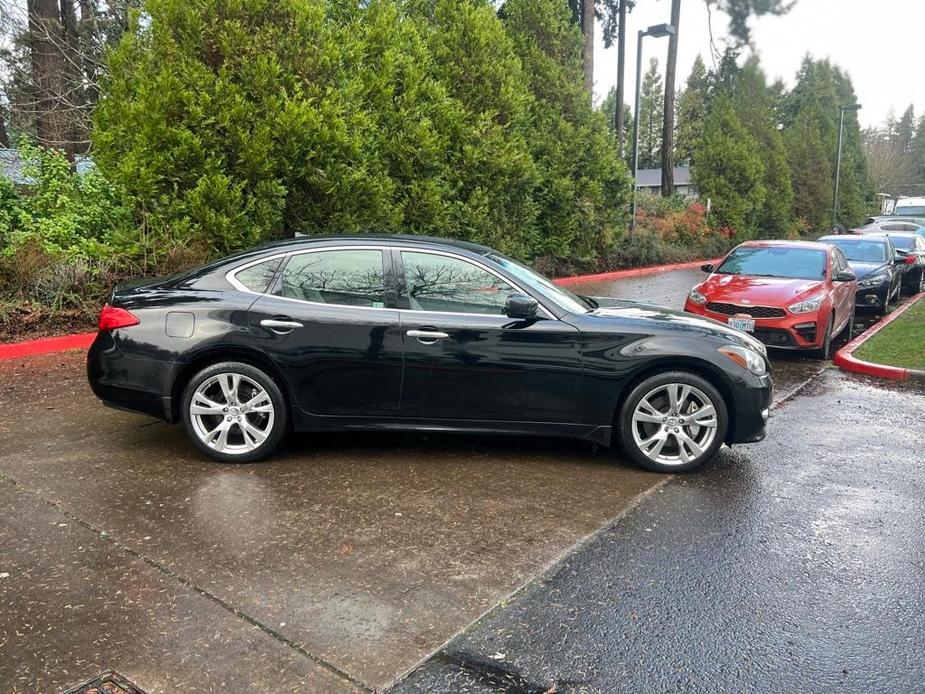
[233,258,282,293]
[277,250,386,307]
[400,251,516,314]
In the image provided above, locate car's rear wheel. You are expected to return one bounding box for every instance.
[618,372,728,473]
[181,361,287,463]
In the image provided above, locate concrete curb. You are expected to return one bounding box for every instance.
[0,332,96,361]
[552,259,712,287]
[833,292,925,382]
[1,257,715,361]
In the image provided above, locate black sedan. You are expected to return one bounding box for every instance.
[87,236,772,473]
[817,235,903,315]
[881,233,925,295]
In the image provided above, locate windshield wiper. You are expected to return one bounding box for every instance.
[580,295,599,310]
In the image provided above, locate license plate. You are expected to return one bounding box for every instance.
[728,317,756,332]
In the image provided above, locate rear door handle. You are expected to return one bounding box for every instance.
[260,318,303,333]
[407,329,449,343]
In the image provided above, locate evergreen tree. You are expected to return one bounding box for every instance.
[896,105,915,154]
[912,116,925,187]
[692,94,765,235]
[637,58,663,169]
[674,55,708,166]
[599,86,633,156]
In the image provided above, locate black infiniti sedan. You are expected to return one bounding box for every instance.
[88,236,772,473]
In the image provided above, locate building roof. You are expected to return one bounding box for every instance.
[0,147,95,185]
[636,166,692,187]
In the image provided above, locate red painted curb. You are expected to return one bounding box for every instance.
[1,258,714,361]
[0,332,96,361]
[552,259,712,286]
[833,292,925,381]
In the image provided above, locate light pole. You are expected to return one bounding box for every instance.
[631,23,675,231]
[833,103,861,227]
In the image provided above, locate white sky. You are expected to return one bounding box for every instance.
[593,0,923,129]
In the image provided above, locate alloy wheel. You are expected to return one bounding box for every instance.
[189,372,275,454]
[630,383,719,467]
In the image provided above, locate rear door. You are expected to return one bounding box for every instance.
[394,249,583,423]
[245,246,404,416]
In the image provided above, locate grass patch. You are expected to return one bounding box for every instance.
[854,297,925,370]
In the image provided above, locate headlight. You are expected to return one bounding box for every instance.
[858,274,887,288]
[718,345,767,376]
[688,288,707,305]
[788,294,824,314]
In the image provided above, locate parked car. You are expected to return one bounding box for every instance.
[817,235,903,314]
[893,197,925,217]
[87,235,773,473]
[684,240,856,358]
[862,215,925,227]
[873,233,925,295]
[854,221,925,235]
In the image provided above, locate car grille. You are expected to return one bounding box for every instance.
[754,328,796,347]
[706,302,786,318]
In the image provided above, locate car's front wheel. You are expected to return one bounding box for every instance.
[617,371,729,473]
[181,361,287,463]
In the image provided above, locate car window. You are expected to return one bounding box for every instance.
[833,248,848,273]
[826,238,888,263]
[277,250,386,307]
[233,257,282,293]
[890,236,914,250]
[400,251,517,314]
[716,247,827,280]
[881,223,919,232]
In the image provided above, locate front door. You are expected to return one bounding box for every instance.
[395,249,582,423]
[247,247,403,416]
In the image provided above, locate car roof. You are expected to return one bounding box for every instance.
[255,233,496,256]
[818,234,890,243]
[737,239,831,251]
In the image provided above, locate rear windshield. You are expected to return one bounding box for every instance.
[895,205,925,216]
[889,236,915,250]
[825,238,889,262]
[716,247,827,280]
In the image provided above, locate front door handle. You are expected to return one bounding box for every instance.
[407,329,449,344]
[260,318,303,333]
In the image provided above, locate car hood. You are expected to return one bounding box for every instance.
[588,298,767,354]
[697,274,825,305]
[846,260,890,279]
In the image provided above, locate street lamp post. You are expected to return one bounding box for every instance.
[631,23,675,231]
[833,103,862,227]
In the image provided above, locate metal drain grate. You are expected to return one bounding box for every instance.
[62,671,148,694]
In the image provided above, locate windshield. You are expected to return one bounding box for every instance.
[487,254,591,314]
[895,206,925,216]
[716,246,827,280]
[826,238,889,262]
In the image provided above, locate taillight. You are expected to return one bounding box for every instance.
[905,255,916,265]
[98,305,140,331]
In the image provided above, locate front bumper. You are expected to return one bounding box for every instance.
[726,372,773,444]
[855,283,889,308]
[684,300,825,350]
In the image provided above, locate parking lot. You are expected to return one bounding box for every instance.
[0,268,920,693]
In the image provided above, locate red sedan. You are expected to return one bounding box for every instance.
[684,241,857,358]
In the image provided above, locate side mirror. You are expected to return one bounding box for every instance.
[504,294,539,319]
[834,270,856,282]
[701,263,715,273]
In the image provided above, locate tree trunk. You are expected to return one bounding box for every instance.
[661,0,681,196]
[61,0,87,153]
[27,0,74,159]
[615,0,627,156]
[0,111,10,148]
[582,0,595,93]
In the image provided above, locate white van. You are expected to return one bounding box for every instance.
[893,197,925,216]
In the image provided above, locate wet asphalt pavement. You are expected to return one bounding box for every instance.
[391,370,925,693]
[1,267,922,693]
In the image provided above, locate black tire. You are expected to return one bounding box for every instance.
[181,361,287,463]
[617,371,729,474]
[817,314,834,360]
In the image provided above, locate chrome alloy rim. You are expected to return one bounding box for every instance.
[631,383,718,466]
[189,373,274,454]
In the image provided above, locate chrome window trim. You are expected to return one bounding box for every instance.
[226,243,556,319]
[396,247,555,319]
